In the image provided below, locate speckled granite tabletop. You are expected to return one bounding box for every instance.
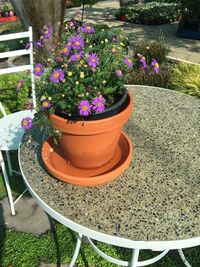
[19,86,200,242]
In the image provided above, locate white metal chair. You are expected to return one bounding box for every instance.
[0,27,36,215]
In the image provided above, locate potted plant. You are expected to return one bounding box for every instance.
[177,0,200,40]
[20,21,159,186]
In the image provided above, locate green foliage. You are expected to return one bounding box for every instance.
[0,73,30,113]
[179,0,200,25]
[170,63,200,97]
[33,22,135,129]
[0,38,26,53]
[127,67,172,88]
[0,23,27,53]
[132,39,168,65]
[0,20,23,34]
[0,3,13,14]
[116,2,180,25]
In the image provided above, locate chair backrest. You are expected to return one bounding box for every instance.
[0,27,36,109]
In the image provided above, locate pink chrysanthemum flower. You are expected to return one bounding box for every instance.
[87,53,99,68]
[78,100,91,116]
[81,25,95,34]
[124,57,133,68]
[41,99,52,109]
[115,69,123,77]
[151,59,160,74]
[41,25,53,39]
[92,95,105,113]
[21,117,33,130]
[33,64,44,77]
[50,69,65,83]
[69,35,84,50]
[62,45,71,56]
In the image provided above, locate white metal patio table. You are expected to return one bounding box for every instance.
[19,86,200,267]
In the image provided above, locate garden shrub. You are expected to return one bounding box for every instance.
[116,2,180,25]
[132,39,169,65]
[170,63,200,97]
[0,73,30,113]
[127,67,172,88]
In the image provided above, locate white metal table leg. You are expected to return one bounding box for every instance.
[0,151,15,215]
[5,150,12,176]
[130,249,140,267]
[178,249,192,267]
[68,233,82,267]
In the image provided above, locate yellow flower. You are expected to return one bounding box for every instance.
[48,97,52,101]
[120,42,125,46]
[68,72,73,76]
[75,81,79,85]
[79,60,84,66]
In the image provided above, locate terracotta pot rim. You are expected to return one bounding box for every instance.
[50,91,133,125]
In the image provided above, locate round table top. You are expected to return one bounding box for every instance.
[19,86,200,247]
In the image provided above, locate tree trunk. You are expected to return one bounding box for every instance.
[21,0,66,43]
[10,0,29,29]
[10,0,66,43]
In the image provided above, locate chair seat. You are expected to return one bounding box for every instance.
[0,109,36,151]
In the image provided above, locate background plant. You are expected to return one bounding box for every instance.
[170,63,200,97]
[116,2,180,25]
[0,73,30,115]
[179,0,200,26]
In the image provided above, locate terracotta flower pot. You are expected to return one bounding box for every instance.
[49,91,133,170]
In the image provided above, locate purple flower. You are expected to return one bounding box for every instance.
[115,69,123,77]
[87,53,99,68]
[41,99,52,109]
[70,51,85,62]
[67,19,79,29]
[33,64,44,77]
[65,40,73,49]
[81,25,95,34]
[55,57,63,62]
[78,100,91,116]
[69,35,84,50]
[25,41,32,50]
[34,38,45,49]
[16,80,24,92]
[21,117,33,130]
[124,57,133,68]
[151,59,160,74]
[50,69,65,83]
[92,95,105,113]
[41,25,53,39]
[62,45,71,56]
[138,54,147,69]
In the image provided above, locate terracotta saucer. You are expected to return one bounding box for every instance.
[41,132,132,186]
